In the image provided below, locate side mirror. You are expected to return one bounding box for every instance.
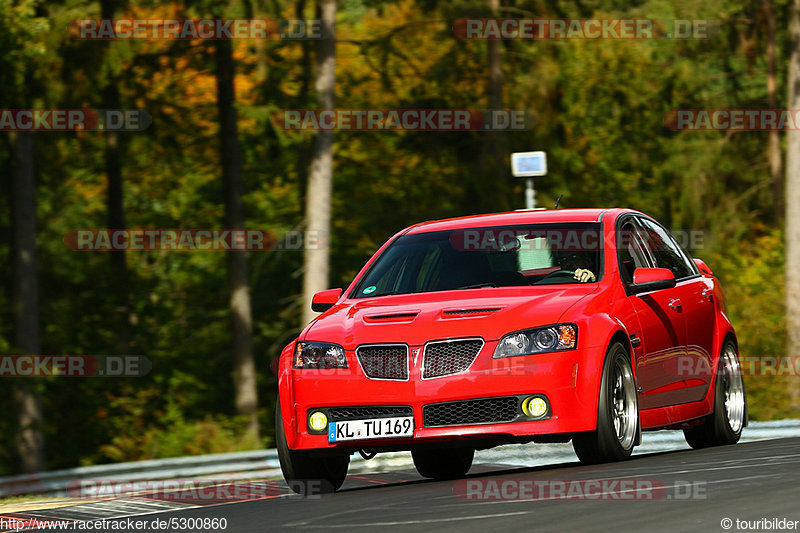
[311,288,342,313]
[693,258,714,276]
[628,268,676,295]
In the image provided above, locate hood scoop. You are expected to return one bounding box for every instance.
[363,311,419,323]
[441,307,501,318]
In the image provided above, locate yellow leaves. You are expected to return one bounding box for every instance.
[337,0,464,106]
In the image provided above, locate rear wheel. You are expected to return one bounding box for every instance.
[276,401,350,494]
[684,341,745,449]
[412,447,474,480]
[573,342,639,464]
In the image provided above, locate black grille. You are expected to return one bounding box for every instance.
[328,406,413,421]
[423,396,519,427]
[422,339,483,378]
[356,345,408,380]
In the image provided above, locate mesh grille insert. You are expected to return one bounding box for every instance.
[423,396,519,427]
[356,345,408,380]
[422,339,483,378]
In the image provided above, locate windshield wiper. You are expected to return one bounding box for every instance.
[368,290,401,297]
[456,282,498,290]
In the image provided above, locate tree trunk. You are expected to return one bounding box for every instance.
[101,0,130,351]
[215,37,260,441]
[104,102,130,352]
[482,0,508,210]
[763,0,783,222]
[785,0,800,411]
[487,0,505,165]
[487,0,502,114]
[301,0,336,326]
[296,0,313,199]
[10,131,45,473]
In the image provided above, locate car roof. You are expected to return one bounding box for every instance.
[404,208,636,234]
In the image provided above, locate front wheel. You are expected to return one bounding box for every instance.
[573,342,639,464]
[684,341,746,449]
[276,401,350,494]
[412,447,474,480]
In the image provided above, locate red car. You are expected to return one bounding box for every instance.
[276,208,746,492]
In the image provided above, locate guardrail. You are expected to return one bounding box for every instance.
[0,450,282,497]
[2,419,798,497]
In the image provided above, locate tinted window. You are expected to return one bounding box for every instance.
[636,218,696,280]
[617,220,652,284]
[351,224,603,298]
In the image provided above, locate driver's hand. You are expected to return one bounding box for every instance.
[574,268,596,283]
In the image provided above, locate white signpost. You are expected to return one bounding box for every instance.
[510,151,547,209]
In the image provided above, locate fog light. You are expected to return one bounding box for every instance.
[522,396,548,418]
[309,411,328,432]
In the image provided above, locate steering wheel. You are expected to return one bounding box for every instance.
[535,269,575,282]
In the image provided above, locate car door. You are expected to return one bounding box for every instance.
[618,217,688,410]
[636,217,715,403]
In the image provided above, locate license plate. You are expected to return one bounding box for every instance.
[328,416,414,442]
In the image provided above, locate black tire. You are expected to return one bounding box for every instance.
[276,401,350,494]
[573,342,639,464]
[684,340,746,449]
[412,447,474,480]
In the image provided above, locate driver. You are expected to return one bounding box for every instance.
[573,268,596,283]
[561,252,596,283]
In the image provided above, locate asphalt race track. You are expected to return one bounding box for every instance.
[13,436,799,533]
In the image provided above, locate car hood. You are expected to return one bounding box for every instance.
[302,285,599,348]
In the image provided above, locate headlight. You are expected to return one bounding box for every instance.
[493,324,577,358]
[293,341,348,369]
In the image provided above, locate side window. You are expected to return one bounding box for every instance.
[617,220,652,284]
[637,218,696,280]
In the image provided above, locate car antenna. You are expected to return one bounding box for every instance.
[554,195,563,209]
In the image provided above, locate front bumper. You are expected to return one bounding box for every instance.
[281,343,602,451]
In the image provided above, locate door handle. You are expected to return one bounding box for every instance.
[668,298,682,311]
[702,288,713,300]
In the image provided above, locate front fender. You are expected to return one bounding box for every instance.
[562,310,634,431]
[277,341,298,448]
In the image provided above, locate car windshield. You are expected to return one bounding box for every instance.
[351,223,602,298]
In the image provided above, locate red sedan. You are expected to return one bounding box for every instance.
[276,208,747,492]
